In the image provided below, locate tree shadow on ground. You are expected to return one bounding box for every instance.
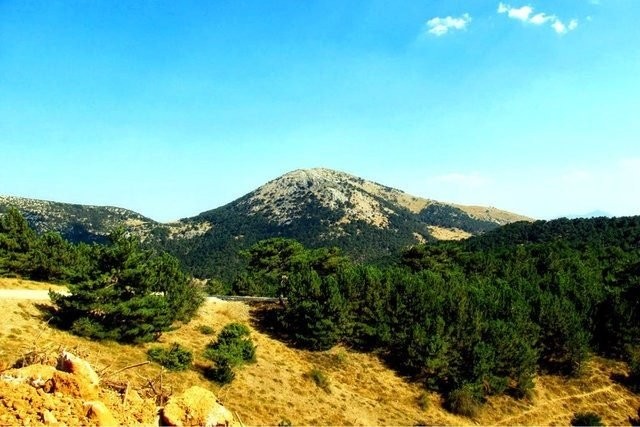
[248,302,300,348]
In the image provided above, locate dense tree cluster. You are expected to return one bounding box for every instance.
[247,216,640,409]
[0,207,203,343]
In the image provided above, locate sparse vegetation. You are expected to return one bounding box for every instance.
[417,392,430,411]
[445,385,481,418]
[147,343,193,371]
[198,325,215,335]
[307,367,330,393]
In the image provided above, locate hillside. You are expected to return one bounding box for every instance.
[0,195,157,243]
[1,168,531,278]
[0,278,638,425]
[0,195,211,244]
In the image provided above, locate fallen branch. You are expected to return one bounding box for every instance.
[103,361,150,378]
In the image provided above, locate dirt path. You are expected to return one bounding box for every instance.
[0,289,63,299]
[0,289,274,303]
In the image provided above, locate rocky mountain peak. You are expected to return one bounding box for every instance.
[243,168,404,228]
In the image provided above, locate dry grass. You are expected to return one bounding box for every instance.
[454,204,534,224]
[427,226,473,241]
[1,283,639,425]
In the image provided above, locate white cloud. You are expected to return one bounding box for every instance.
[426,13,472,37]
[508,5,533,21]
[530,13,554,25]
[497,3,579,35]
[552,19,567,34]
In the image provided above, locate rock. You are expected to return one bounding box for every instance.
[84,401,118,427]
[49,370,98,400]
[57,351,100,388]
[41,409,58,424]
[161,386,241,427]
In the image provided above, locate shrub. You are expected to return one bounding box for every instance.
[147,343,193,371]
[417,391,430,410]
[306,368,330,393]
[198,325,215,335]
[445,384,481,417]
[203,361,236,385]
[203,323,256,385]
[204,323,256,367]
[217,323,251,342]
[570,412,604,426]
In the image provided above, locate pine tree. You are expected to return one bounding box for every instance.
[50,230,203,343]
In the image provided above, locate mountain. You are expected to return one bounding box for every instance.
[1,168,531,278]
[161,168,531,277]
[0,195,209,243]
[0,195,157,242]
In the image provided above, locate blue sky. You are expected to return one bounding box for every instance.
[1,0,639,221]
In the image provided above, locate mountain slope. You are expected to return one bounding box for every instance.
[1,168,531,278]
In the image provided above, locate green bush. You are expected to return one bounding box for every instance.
[203,323,256,385]
[217,322,251,342]
[147,343,193,371]
[204,361,236,385]
[306,368,330,393]
[445,384,481,417]
[570,412,604,426]
[198,325,215,335]
[204,323,256,367]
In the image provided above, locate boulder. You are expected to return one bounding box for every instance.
[161,386,241,427]
[57,351,100,388]
[84,401,119,426]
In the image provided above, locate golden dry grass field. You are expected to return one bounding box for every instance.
[0,277,639,425]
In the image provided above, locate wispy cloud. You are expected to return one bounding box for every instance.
[497,3,579,35]
[425,13,472,37]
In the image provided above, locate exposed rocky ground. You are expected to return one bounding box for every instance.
[0,350,240,426]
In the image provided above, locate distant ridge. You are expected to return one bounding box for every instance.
[1,168,532,278]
